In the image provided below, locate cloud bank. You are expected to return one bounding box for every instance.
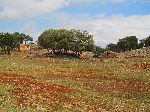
[56,13,150,47]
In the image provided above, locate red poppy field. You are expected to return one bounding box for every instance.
[0,52,150,111]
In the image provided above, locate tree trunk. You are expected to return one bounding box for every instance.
[4,47,7,54]
[7,46,11,55]
[2,47,4,52]
[52,49,55,54]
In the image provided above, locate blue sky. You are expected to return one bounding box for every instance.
[0,0,150,47]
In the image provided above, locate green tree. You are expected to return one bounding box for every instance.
[13,32,33,44]
[0,32,5,52]
[138,39,145,49]
[144,36,150,47]
[19,33,33,44]
[106,43,118,52]
[38,29,95,56]
[0,32,16,54]
[0,32,33,55]
[117,36,138,52]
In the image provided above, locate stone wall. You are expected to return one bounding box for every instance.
[118,47,150,58]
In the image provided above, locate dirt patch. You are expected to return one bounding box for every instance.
[0,72,72,107]
[132,62,150,71]
[83,75,150,95]
[0,72,71,93]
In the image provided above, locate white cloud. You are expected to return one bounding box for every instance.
[68,0,126,4]
[68,0,96,4]
[0,0,67,20]
[56,13,150,47]
[0,0,148,47]
[0,0,129,20]
[112,0,126,2]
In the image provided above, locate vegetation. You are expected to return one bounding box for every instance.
[0,52,150,111]
[13,32,33,44]
[38,29,95,56]
[139,36,150,48]
[93,46,108,57]
[0,32,33,55]
[106,43,118,52]
[117,36,138,51]
[107,36,150,52]
[0,28,150,111]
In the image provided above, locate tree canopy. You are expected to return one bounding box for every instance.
[38,29,95,55]
[106,35,150,52]
[106,43,118,52]
[117,36,138,52]
[144,36,150,47]
[13,32,33,44]
[106,36,139,52]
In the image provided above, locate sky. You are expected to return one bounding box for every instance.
[0,0,150,47]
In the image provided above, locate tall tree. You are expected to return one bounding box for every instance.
[38,29,95,56]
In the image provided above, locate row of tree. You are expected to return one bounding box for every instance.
[0,29,149,57]
[38,29,95,56]
[38,29,150,57]
[0,32,33,54]
[106,36,150,52]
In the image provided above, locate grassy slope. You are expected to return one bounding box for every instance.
[0,52,150,112]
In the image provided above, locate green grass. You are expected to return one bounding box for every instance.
[0,52,150,111]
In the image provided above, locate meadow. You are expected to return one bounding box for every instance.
[0,52,150,112]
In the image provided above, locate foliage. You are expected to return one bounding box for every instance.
[139,36,150,48]
[138,39,145,49]
[107,36,149,52]
[93,46,108,57]
[13,32,33,44]
[117,36,138,52]
[106,43,118,52]
[0,32,33,55]
[38,29,95,55]
[144,36,150,47]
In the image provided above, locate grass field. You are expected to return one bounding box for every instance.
[0,52,150,112]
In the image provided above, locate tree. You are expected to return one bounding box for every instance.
[0,32,5,52]
[38,29,95,56]
[0,32,33,55]
[69,29,95,54]
[138,36,150,48]
[106,43,118,52]
[138,39,145,49]
[117,36,138,52]
[144,36,150,47]
[13,32,33,44]
[0,32,17,54]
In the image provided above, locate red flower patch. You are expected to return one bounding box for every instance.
[0,72,72,107]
